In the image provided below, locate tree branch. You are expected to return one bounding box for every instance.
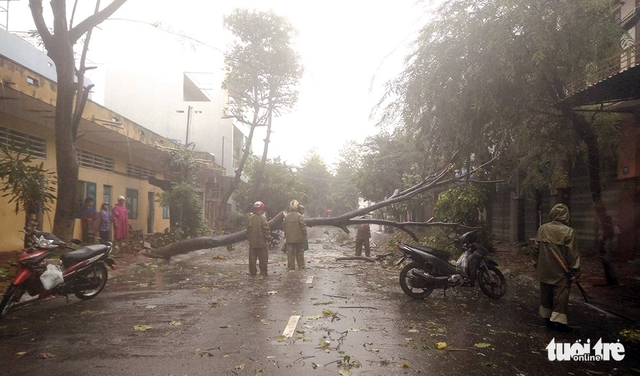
[146,152,498,259]
[69,0,128,44]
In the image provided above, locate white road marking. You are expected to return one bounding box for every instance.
[282,315,301,338]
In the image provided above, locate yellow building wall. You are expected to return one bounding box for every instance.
[0,114,171,254]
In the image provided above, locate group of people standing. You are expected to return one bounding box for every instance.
[80,195,130,249]
[246,199,308,276]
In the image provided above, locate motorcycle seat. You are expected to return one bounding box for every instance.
[61,244,109,266]
[411,245,451,261]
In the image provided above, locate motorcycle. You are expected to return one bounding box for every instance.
[394,231,506,299]
[269,229,283,249]
[0,229,116,318]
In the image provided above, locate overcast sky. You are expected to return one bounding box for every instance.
[6,0,424,168]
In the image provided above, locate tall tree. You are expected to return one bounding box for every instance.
[233,155,306,218]
[379,0,624,283]
[220,8,303,218]
[298,150,334,218]
[330,140,362,216]
[29,0,128,240]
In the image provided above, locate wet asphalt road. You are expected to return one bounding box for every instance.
[1,228,639,376]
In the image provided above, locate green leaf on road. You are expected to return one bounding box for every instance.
[134,325,153,331]
[474,343,491,348]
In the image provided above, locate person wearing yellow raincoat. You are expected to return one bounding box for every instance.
[247,201,270,276]
[533,203,580,332]
[284,200,307,270]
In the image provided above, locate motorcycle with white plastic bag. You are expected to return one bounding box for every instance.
[394,231,506,299]
[0,229,115,318]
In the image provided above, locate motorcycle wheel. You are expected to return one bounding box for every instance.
[478,265,506,299]
[0,285,25,317]
[399,262,434,299]
[74,263,108,300]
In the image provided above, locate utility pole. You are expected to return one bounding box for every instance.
[185,105,192,145]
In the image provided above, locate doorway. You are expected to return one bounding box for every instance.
[147,192,155,234]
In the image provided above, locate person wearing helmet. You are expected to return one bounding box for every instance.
[284,200,307,270]
[533,203,580,333]
[247,201,271,277]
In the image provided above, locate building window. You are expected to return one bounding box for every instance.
[162,206,170,219]
[126,163,156,179]
[76,181,96,218]
[207,182,220,199]
[126,188,138,220]
[0,125,47,159]
[26,76,39,86]
[103,185,112,208]
[76,148,115,172]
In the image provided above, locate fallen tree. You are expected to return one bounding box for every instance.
[142,156,494,259]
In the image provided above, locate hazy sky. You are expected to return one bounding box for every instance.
[6,0,424,167]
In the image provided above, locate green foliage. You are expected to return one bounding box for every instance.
[0,143,56,216]
[376,0,625,202]
[434,184,489,226]
[356,130,428,204]
[145,227,187,248]
[161,147,209,238]
[419,228,462,258]
[223,8,303,127]
[160,181,209,238]
[298,150,334,218]
[220,211,248,234]
[233,156,306,216]
[330,140,362,216]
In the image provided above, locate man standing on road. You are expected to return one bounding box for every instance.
[355,219,371,257]
[533,203,580,333]
[284,200,307,270]
[247,201,270,277]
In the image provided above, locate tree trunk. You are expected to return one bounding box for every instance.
[144,157,493,259]
[51,44,80,241]
[247,106,273,209]
[217,124,256,220]
[29,0,128,241]
[569,109,617,285]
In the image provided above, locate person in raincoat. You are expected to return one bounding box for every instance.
[355,218,371,257]
[80,197,99,244]
[533,203,580,332]
[247,201,270,277]
[98,202,112,243]
[284,200,307,270]
[112,195,129,251]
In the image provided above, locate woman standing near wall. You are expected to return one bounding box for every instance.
[112,195,129,251]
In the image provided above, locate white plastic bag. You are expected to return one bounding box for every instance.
[455,250,470,276]
[40,264,64,290]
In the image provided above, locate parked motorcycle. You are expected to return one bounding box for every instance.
[395,231,506,299]
[269,229,283,248]
[0,229,116,318]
